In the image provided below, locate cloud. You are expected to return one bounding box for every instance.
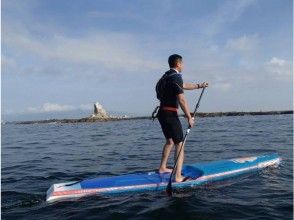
[26,103,94,113]
[199,0,257,36]
[27,103,76,113]
[265,57,292,80]
[225,35,258,53]
[2,22,163,76]
[222,34,261,70]
[268,57,286,66]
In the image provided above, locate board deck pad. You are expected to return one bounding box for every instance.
[80,167,203,189]
[46,153,281,202]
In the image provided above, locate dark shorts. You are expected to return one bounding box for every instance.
[158,110,183,144]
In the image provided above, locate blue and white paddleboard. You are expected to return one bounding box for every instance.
[46,153,280,202]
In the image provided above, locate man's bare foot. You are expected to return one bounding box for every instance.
[159,167,173,173]
[175,175,186,182]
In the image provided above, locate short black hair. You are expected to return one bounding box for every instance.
[168,54,182,68]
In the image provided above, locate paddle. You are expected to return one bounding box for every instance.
[166,87,206,196]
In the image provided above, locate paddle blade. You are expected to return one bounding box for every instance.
[166,180,173,196]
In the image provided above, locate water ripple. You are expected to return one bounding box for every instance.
[1,114,293,219]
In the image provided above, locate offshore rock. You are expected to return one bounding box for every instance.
[90,102,109,119]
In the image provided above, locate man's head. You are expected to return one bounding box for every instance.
[168,54,183,72]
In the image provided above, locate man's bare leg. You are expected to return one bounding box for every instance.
[159,138,174,173]
[174,141,185,182]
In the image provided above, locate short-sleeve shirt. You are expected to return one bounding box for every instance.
[160,69,184,108]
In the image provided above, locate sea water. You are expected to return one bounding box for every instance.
[2,114,293,219]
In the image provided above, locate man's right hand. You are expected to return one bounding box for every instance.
[188,117,195,128]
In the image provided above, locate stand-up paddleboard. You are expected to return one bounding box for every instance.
[46,153,280,202]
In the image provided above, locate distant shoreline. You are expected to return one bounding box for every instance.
[8,110,293,125]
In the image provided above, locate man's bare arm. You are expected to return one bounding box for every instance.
[183,82,209,90]
[183,83,199,90]
[177,93,192,119]
[177,93,195,127]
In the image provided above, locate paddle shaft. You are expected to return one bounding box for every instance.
[166,87,206,195]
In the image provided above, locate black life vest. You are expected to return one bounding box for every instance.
[155,72,177,101]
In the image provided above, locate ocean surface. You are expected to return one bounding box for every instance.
[2,114,293,220]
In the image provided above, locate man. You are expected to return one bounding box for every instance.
[157,54,208,182]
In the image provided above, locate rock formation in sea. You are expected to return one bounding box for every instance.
[90,102,109,119]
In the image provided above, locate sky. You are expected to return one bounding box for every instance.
[1,0,293,121]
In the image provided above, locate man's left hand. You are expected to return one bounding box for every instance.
[201,82,209,88]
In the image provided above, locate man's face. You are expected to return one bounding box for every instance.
[177,60,183,72]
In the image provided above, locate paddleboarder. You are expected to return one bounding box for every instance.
[156,54,208,182]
